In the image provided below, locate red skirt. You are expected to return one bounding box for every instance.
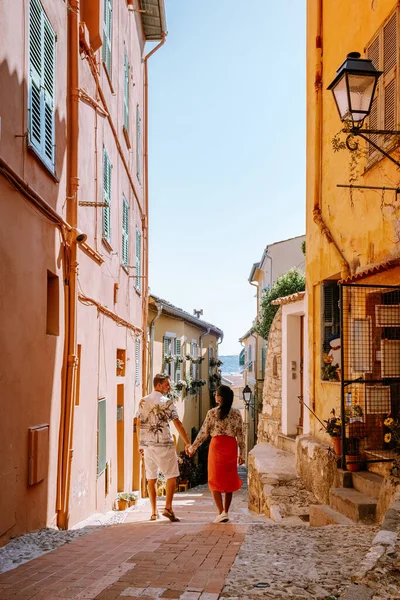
[208,435,243,493]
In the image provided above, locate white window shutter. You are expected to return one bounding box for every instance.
[135,339,140,386]
[175,339,182,381]
[28,0,55,171]
[124,49,129,131]
[122,196,129,266]
[136,105,141,182]
[102,0,113,76]
[135,229,141,291]
[103,149,112,242]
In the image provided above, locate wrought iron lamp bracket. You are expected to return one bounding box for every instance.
[343,127,400,168]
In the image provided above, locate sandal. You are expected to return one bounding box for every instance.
[162,508,180,522]
[149,513,159,521]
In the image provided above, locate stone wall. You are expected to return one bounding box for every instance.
[295,434,338,504]
[257,308,282,446]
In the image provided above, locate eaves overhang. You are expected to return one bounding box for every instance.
[140,0,167,41]
[149,294,223,338]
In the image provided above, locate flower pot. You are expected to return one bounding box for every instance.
[117,499,128,510]
[128,499,137,507]
[331,436,342,456]
[346,455,361,472]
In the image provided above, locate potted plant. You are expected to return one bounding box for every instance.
[157,471,166,496]
[384,416,400,478]
[209,357,223,368]
[345,437,362,472]
[175,380,187,391]
[177,451,200,488]
[128,491,138,507]
[322,409,343,455]
[164,354,175,364]
[116,492,130,510]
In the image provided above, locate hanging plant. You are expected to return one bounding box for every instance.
[185,354,204,364]
[209,358,223,368]
[175,380,188,391]
[116,359,124,370]
[175,356,184,364]
[164,354,176,364]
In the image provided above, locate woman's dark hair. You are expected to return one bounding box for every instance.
[216,385,234,420]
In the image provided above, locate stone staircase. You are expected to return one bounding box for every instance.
[310,470,384,526]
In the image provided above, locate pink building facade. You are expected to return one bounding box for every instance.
[0,0,166,543]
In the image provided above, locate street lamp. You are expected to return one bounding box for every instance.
[328,52,400,167]
[242,385,252,409]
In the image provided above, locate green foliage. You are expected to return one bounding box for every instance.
[301,240,306,255]
[254,268,305,340]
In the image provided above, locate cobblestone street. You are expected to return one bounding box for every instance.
[1,466,398,600]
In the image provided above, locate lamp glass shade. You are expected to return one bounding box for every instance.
[331,74,349,121]
[347,74,377,122]
[243,391,251,404]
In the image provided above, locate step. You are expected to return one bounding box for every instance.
[277,434,296,454]
[309,504,355,527]
[329,488,377,523]
[352,471,383,500]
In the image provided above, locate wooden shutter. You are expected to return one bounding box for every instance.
[136,105,141,182]
[102,0,112,76]
[97,398,106,475]
[103,149,112,242]
[175,339,182,382]
[28,0,55,171]
[135,339,140,386]
[383,12,397,134]
[135,229,141,291]
[124,49,129,131]
[122,196,129,266]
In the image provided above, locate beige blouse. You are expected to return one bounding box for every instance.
[189,407,245,459]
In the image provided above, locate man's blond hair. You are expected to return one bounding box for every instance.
[153,373,170,387]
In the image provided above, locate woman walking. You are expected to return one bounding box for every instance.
[187,384,245,523]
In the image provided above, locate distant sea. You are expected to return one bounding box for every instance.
[219,355,240,375]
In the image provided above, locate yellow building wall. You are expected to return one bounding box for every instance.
[306,0,400,440]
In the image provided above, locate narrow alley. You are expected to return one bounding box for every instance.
[1,468,395,600]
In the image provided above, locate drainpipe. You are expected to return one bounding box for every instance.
[148,302,162,389]
[199,327,211,425]
[57,0,80,530]
[311,0,350,278]
[142,34,167,395]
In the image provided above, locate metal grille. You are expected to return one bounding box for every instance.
[340,284,400,465]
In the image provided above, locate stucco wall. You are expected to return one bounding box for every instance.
[306,0,400,441]
[258,308,282,446]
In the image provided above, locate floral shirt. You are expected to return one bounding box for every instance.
[137,391,178,448]
[189,407,245,459]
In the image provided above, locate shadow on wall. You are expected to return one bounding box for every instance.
[0,58,67,543]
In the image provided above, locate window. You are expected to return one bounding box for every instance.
[135,228,141,292]
[28,0,56,172]
[366,10,398,161]
[163,336,175,379]
[135,339,140,386]
[321,281,341,378]
[97,398,106,475]
[123,48,129,132]
[191,341,198,379]
[175,339,182,382]
[102,0,112,77]
[46,270,59,335]
[103,148,112,243]
[121,196,129,267]
[136,105,141,182]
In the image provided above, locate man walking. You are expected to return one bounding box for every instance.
[137,373,191,522]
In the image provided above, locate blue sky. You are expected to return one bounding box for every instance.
[147,0,306,355]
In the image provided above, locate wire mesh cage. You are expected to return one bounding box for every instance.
[340,284,400,463]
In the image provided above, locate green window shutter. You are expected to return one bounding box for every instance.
[135,229,141,291]
[124,49,129,131]
[122,196,129,266]
[28,0,56,171]
[103,149,111,242]
[175,339,182,381]
[102,0,112,76]
[97,398,106,475]
[136,105,141,182]
[261,347,266,379]
[135,339,140,386]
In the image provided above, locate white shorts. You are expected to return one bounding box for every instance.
[143,446,180,480]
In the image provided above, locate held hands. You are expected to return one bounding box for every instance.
[185,443,194,457]
[238,456,245,466]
